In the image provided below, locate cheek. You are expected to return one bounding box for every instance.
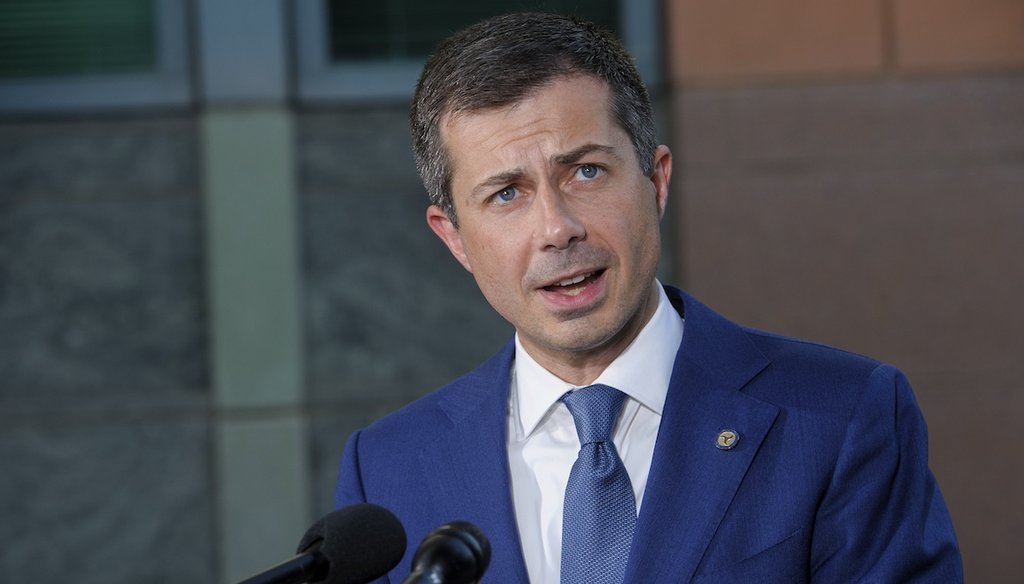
[611,195,662,263]
[462,232,522,285]
[627,181,663,232]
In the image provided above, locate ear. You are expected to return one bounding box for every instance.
[426,205,473,273]
[649,145,673,218]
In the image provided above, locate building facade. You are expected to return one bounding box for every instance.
[1,1,1021,581]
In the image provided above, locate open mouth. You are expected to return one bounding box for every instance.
[542,270,605,297]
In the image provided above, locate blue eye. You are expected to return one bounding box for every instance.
[495,186,518,202]
[577,164,601,180]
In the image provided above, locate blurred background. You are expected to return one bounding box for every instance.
[0,0,1020,582]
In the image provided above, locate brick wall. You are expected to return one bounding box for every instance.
[665,1,1024,580]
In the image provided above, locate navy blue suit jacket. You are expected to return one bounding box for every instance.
[335,287,962,582]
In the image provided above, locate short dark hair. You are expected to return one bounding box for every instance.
[410,12,656,226]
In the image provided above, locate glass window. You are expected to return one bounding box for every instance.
[296,0,657,103]
[0,0,190,113]
[326,0,618,63]
[0,0,157,79]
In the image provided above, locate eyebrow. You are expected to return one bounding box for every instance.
[552,143,619,166]
[470,143,620,199]
[471,169,528,199]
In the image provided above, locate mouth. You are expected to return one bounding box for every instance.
[541,269,606,297]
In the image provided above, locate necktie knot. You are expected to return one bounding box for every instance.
[562,383,627,445]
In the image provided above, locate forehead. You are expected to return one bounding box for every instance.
[444,74,612,125]
[440,76,619,165]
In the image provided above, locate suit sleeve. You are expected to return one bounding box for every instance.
[334,429,368,509]
[334,430,396,584]
[810,364,963,582]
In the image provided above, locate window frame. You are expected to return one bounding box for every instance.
[0,0,191,114]
[294,0,662,104]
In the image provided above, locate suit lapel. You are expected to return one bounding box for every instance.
[626,290,780,583]
[415,342,531,582]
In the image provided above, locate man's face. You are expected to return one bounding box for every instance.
[427,75,672,382]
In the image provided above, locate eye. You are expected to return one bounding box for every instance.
[576,164,602,180]
[494,185,519,203]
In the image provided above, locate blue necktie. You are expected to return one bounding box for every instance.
[560,384,637,584]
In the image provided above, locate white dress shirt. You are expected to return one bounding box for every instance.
[507,282,685,584]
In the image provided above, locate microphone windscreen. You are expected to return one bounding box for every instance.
[297,503,407,584]
[407,520,491,584]
[435,521,491,580]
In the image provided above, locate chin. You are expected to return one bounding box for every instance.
[548,318,627,354]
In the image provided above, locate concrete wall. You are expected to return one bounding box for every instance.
[0,108,508,584]
[0,117,213,582]
[296,106,512,520]
[665,0,1024,581]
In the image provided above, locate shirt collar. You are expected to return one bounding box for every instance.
[511,281,684,440]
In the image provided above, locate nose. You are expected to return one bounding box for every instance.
[536,183,586,251]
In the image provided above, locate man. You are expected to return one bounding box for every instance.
[335,12,962,583]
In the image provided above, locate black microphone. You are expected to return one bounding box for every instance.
[235,503,407,584]
[400,521,491,584]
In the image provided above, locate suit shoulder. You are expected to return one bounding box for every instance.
[356,340,514,444]
[739,326,908,416]
[744,326,883,375]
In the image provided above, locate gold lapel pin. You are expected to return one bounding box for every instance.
[715,429,739,450]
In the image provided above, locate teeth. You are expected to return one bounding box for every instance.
[557,272,592,287]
